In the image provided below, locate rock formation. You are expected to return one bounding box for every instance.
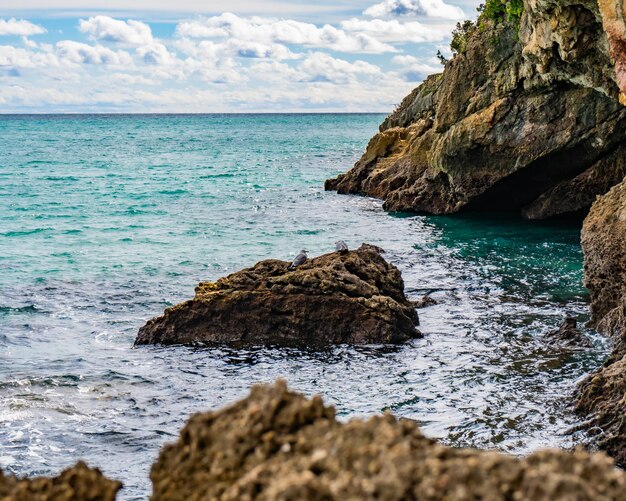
[0,461,121,501]
[150,380,626,501]
[577,178,626,466]
[326,0,626,220]
[545,316,593,348]
[135,244,420,346]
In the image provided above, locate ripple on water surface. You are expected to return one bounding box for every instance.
[0,114,608,500]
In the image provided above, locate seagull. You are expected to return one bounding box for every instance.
[335,240,349,254]
[288,250,308,270]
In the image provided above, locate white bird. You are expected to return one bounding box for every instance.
[335,240,349,254]
[288,250,308,270]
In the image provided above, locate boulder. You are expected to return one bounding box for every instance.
[149,380,626,501]
[0,461,121,501]
[577,177,626,466]
[135,244,420,346]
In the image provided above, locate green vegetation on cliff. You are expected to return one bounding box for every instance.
[451,0,524,55]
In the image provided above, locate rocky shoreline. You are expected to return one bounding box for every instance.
[5,0,626,498]
[4,381,626,500]
[325,0,626,220]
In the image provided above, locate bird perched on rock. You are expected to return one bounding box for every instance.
[335,240,349,254]
[288,250,308,270]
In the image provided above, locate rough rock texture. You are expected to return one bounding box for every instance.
[135,244,420,346]
[598,0,626,103]
[326,0,626,219]
[577,178,626,466]
[150,380,626,501]
[0,462,121,501]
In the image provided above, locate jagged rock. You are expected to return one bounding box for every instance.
[0,461,121,501]
[326,1,626,220]
[545,316,593,348]
[577,178,626,466]
[411,294,438,309]
[598,0,626,103]
[149,380,626,501]
[135,244,420,346]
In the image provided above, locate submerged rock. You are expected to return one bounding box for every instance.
[577,178,626,466]
[0,461,121,501]
[150,380,626,501]
[135,244,420,346]
[545,316,593,348]
[325,1,626,219]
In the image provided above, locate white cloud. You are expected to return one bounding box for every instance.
[391,53,440,80]
[136,42,176,65]
[56,40,132,65]
[364,0,464,20]
[0,18,46,36]
[0,44,59,67]
[297,52,381,83]
[341,18,449,43]
[176,13,396,54]
[79,16,153,45]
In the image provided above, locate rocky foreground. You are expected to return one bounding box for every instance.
[135,244,420,346]
[576,177,626,466]
[0,462,120,501]
[5,381,626,500]
[326,0,626,220]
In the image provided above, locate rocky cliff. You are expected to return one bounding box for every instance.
[576,178,626,466]
[326,0,626,220]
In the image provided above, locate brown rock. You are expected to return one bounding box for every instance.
[326,3,626,219]
[0,461,121,501]
[598,0,626,103]
[149,380,626,501]
[577,178,626,466]
[135,244,420,346]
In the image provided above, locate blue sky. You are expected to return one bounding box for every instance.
[0,0,480,112]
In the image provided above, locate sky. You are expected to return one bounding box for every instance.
[0,0,480,112]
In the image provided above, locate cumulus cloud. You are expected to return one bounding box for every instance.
[0,18,46,36]
[79,16,153,45]
[296,52,381,83]
[341,18,448,43]
[391,54,440,80]
[56,40,132,65]
[364,0,464,20]
[0,44,58,67]
[176,13,396,54]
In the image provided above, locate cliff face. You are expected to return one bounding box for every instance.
[326,0,626,219]
[577,178,626,466]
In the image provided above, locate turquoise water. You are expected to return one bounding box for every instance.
[0,114,607,499]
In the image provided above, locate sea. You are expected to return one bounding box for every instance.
[0,114,608,499]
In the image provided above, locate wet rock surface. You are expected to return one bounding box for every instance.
[545,316,593,348]
[0,462,121,501]
[135,244,420,346]
[326,1,626,220]
[577,178,626,466]
[150,380,626,501]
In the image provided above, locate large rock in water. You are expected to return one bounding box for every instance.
[577,178,626,466]
[0,462,121,501]
[135,244,420,346]
[149,380,626,501]
[325,0,626,219]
